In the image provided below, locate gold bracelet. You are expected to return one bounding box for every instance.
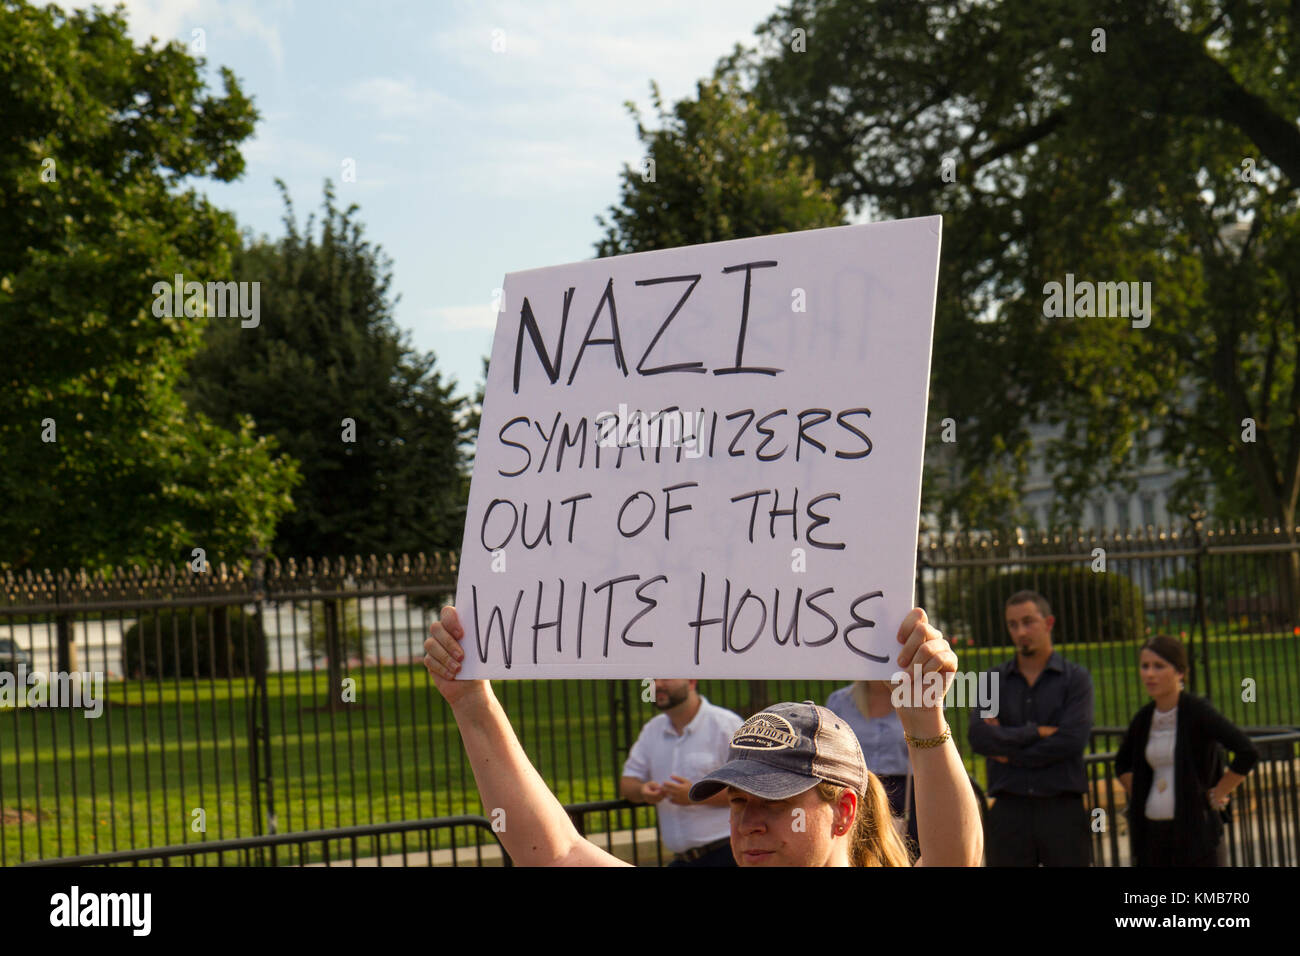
[904,724,951,749]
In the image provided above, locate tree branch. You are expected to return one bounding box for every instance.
[1155,18,1300,187]
[962,111,1067,179]
[1213,332,1284,520]
[1282,283,1300,523]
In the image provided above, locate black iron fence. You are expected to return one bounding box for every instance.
[25,815,512,867]
[2,523,1298,866]
[917,523,1300,744]
[23,730,1299,867]
[1084,728,1300,868]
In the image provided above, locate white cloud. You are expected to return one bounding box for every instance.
[429,0,774,98]
[222,1,286,69]
[241,128,340,172]
[425,304,503,331]
[108,0,202,42]
[100,0,285,69]
[453,137,614,198]
[418,1,778,198]
[347,77,461,120]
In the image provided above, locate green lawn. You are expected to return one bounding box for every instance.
[0,668,649,864]
[2,629,1295,865]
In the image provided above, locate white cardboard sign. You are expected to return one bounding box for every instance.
[455,216,941,678]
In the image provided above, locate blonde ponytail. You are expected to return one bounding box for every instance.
[817,772,913,867]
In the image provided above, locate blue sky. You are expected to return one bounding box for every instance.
[100,0,790,402]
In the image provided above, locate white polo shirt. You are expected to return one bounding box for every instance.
[621,696,744,854]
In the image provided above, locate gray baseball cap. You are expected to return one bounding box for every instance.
[688,701,869,801]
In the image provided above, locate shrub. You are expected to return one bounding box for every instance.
[122,607,260,678]
[952,566,1144,647]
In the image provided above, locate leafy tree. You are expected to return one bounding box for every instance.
[185,183,470,563]
[595,73,846,257]
[464,355,488,471]
[726,0,1300,608]
[0,1,300,573]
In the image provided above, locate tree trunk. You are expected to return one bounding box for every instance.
[56,615,77,673]
[212,606,229,678]
[324,600,344,712]
[1277,507,1300,628]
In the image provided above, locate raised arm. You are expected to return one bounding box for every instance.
[896,609,984,867]
[424,607,627,867]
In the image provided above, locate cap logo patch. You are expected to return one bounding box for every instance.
[731,712,799,750]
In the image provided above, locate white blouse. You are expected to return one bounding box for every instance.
[1144,705,1178,820]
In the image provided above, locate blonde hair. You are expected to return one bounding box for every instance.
[817,773,914,867]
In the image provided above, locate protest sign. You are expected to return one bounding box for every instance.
[455,215,941,678]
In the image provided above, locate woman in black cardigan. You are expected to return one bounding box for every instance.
[1115,635,1258,866]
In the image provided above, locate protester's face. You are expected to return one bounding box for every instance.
[727,785,841,867]
[1005,602,1053,658]
[652,679,692,711]
[1140,649,1182,699]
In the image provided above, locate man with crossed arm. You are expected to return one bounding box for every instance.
[968,590,1095,866]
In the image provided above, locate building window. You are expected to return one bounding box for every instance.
[1115,496,1131,530]
[1140,494,1156,528]
[1090,501,1106,530]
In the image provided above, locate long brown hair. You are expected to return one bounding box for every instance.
[817,772,913,867]
[1142,634,1188,675]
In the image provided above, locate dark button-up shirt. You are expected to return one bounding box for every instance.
[967,651,1094,796]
